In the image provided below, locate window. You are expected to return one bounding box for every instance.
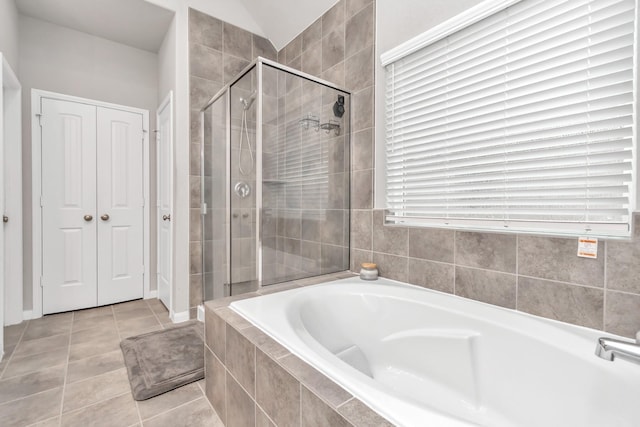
[382,0,636,237]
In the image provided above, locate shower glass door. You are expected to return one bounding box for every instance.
[201,89,229,300]
[229,68,259,294]
[260,63,350,285]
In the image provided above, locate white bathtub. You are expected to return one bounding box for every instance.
[230,277,640,427]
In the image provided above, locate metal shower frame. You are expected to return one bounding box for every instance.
[199,57,352,303]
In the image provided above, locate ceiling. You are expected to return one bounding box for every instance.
[15,0,175,52]
[238,0,338,50]
[15,0,340,53]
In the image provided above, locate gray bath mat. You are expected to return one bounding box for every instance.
[120,321,204,400]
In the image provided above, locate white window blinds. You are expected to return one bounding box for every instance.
[384,0,636,236]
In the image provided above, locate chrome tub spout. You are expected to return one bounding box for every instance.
[595,336,640,364]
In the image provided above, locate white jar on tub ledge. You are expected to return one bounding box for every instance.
[360,263,378,280]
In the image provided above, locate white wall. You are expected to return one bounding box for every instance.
[19,15,159,310]
[145,0,265,38]
[374,0,484,208]
[0,0,20,72]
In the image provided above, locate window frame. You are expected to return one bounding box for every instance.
[377,0,639,239]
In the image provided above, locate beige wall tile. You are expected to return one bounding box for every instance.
[223,23,252,61]
[205,348,226,424]
[338,397,394,426]
[226,372,255,427]
[519,236,604,287]
[372,210,408,256]
[189,9,222,51]
[280,355,351,407]
[226,324,256,398]
[205,308,226,363]
[256,349,300,427]
[301,386,351,427]
[345,3,374,58]
[372,252,408,282]
[322,0,346,36]
[408,258,455,294]
[605,291,640,338]
[455,231,517,273]
[408,227,455,263]
[455,266,516,309]
[518,277,604,330]
[606,240,640,294]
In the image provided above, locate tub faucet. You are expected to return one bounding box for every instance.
[595,333,640,364]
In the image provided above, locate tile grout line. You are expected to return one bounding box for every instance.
[60,390,131,419]
[145,299,167,330]
[0,318,29,379]
[140,394,206,424]
[57,310,75,426]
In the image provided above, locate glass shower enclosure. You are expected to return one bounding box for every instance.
[200,58,351,301]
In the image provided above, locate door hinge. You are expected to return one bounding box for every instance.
[201,202,207,215]
[142,129,148,142]
[40,276,44,288]
[142,197,145,207]
[40,196,44,207]
[36,113,43,127]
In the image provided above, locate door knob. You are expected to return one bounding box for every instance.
[84,215,93,222]
[162,214,171,221]
[101,214,110,221]
[2,215,8,223]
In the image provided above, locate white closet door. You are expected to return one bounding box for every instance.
[96,107,144,306]
[42,99,97,314]
[157,95,173,310]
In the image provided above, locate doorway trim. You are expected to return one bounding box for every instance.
[31,89,151,318]
[1,54,22,328]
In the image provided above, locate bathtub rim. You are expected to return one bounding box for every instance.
[228,276,637,427]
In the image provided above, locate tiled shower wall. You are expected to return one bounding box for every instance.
[261,66,350,285]
[188,9,277,314]
[191,0,639,339]
[278,0,377,272]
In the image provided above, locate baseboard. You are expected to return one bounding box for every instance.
[145,290,158,299]
[170,310,190,323]
[22,310,35,321]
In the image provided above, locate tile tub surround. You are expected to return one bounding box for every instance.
[351,210,640,339]
[203,272,393,427]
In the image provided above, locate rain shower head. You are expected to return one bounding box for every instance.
[240,90,257,110]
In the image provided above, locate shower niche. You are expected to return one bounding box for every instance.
[201,58,351,301]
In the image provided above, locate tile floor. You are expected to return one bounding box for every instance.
[0,298,221,427]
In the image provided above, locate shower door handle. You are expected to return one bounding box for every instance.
[163,214,171,221]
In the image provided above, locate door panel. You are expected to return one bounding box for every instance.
[42,98,97,314]
[97,107,144,305]
[157,95,172,310]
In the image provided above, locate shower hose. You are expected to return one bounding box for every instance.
[239,102,254,175]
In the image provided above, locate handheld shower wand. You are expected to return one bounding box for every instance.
[238,91,257,175]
